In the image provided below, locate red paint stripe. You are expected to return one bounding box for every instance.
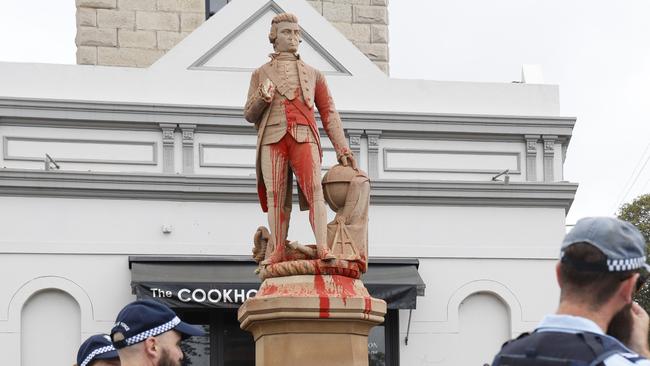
[364,297,372,320]
[313,272,330,319]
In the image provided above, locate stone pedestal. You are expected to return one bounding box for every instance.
[238,274,386,366]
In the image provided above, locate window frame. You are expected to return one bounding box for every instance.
[205,0,230,19]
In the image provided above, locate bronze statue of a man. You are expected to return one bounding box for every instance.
[244,13,356,265]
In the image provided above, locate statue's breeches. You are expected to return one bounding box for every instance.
[261,134,328,255]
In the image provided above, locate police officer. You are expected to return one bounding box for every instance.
[110,300,205,366]
[492,217,650,365]
[75,334,119,366]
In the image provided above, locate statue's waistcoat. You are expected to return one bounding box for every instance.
[260,56,320,147]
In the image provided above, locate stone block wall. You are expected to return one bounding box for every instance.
[75,0,204,67]
[307,0,389,74]
[76,0,389,73]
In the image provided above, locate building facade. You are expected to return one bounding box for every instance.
[0,0,576,365]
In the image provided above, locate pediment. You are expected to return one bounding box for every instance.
[150,0,385,78]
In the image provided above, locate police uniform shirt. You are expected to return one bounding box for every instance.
[533,314,650,365]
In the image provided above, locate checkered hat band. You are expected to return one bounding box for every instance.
[80,345,116,366]
[125,316,181,346]
[607,256,647,272]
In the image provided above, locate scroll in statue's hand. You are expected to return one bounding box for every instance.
[337,148,358,171]
[260,78,275,102]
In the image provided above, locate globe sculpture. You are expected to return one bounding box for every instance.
[322,163,359,212]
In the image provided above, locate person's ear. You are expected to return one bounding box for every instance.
[619,273,639,303]
[144,336,158,358]
[555,262,562,287]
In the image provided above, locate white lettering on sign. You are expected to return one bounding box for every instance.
[207,289,222,303]
[154,288,259,304]
[223,289,233,302]
[234,289,246,303]
[178,289,191,302]
[192,289,207,303]
[151,288,173,298]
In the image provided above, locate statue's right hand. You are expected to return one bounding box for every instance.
[260,79,275,102]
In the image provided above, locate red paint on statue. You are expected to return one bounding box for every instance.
[314,79,330,130]
[363,297,372,319]
[313,268,330,318]
[259,283,279,296]
[314,78,343,153]
[331,275,357,305]
[287,137,317,232]
[283,89,310,129]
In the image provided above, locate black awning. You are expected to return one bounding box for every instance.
[129,256,425,310]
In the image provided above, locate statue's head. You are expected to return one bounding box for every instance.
[269,13,300,53]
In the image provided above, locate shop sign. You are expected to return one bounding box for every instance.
[133,283,260,309]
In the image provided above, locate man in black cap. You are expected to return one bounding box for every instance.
[75,334,120,366]
[110,300,205,366]
[492,217,650,365]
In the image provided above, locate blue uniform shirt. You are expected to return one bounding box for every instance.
[535,314,650,366]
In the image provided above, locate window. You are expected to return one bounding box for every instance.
[206,0,230,19]
[178,309,254,366]
[177,309,400,365]
[369,325,386,365]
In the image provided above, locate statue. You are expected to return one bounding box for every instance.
[239,16,385,361]
[244,12,359,271]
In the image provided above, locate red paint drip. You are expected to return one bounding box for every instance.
[313,273,330,318]
[331,275,357,305]
[364,297,372,320]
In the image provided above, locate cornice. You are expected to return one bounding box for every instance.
[0,169,577,211]
[0,97,575,137]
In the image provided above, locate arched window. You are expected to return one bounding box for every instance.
[21,289,81,366]
[457,292,510,365]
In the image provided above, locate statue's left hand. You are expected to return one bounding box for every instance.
[338,148,358,170]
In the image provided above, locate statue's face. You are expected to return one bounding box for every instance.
[274,22,300,53]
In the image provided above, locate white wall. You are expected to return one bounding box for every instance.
[378,138,527,182]
[0,254,136,365]
[0,196,566,259]
[21,290,80,366]
[399,258,558,365]
[0,125,163,173]
[457,293,510,365]
[369,205,567,259]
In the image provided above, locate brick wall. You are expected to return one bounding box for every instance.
[76,0,389,73]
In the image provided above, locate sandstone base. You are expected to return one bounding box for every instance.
[238,275,386,366]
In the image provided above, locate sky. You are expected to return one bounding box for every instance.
[0,0,649,225]
[390,0,650,225]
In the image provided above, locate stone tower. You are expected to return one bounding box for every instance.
[75,0,389,73]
